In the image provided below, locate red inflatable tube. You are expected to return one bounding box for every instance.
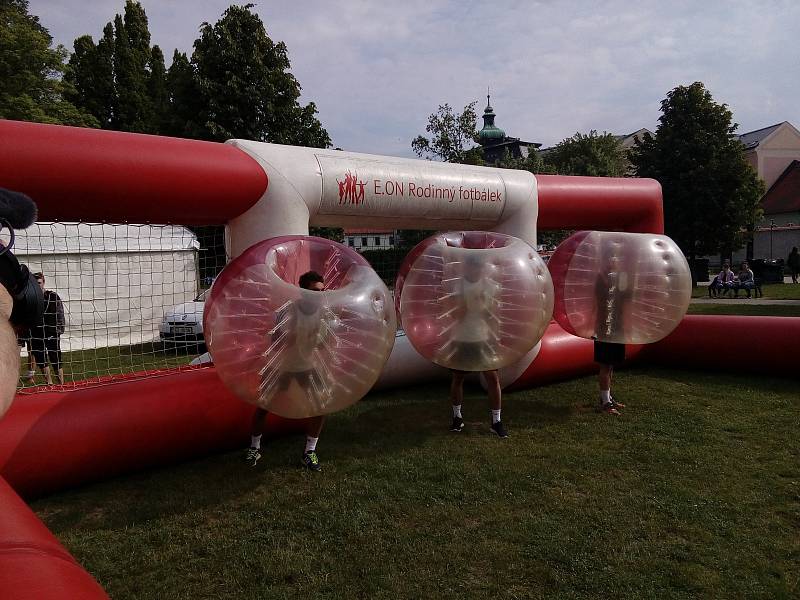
[641,315,800,374]
[0,476,109,600]
[0,120,267,225]
[0,369,309,500]
[509,322,643,390]
[537,174,664,234]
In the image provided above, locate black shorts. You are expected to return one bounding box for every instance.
[594,341,625,366]
[30,336,63,371]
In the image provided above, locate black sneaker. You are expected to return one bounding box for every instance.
[450,417,465,432]
[302,450,322,472]
[244,447,261,467]
[490,421,508,438]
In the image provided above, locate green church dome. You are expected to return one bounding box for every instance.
[478,95,506,144]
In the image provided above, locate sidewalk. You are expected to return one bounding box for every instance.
[691,298,800,305]
[697,275,798,286]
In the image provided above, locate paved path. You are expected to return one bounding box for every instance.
[691,298,800,305]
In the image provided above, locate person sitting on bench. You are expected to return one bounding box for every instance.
[734,261,756,298]
[710,263,736,297]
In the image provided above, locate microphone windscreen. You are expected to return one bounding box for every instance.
[0,188,37,229]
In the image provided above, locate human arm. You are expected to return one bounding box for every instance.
[55,293,65,335]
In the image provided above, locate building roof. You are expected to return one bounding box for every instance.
[482,137,541,150]
[761,160,800,215]
[478,95,506,143]
[738,122,784,150]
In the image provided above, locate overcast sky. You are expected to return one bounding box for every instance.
[29,0,800,157]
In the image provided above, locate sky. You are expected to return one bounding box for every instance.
[28,0,800,158]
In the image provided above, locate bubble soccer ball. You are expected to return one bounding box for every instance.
[203,236,397,419]
[395,231,553,372]
[548,231,692,344]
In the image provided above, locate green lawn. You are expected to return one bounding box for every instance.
[687,304,800,317]
[18,342,199,388]
[692,282,800,300]
[32,368,799,599]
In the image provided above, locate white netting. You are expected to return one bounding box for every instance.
[12,223,227,391]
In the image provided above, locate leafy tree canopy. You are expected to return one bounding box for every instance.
[0,0,98,126]
[412,102,483,164]
[191,4,330,147]
[545,131,627,177]
[630,82,764,260]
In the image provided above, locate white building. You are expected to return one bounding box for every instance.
[343,229,396,252]
[13,223,200,350]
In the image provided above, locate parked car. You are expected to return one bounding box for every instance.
[159,288,209,347]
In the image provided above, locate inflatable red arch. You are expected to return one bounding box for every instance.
[1,119,798,599]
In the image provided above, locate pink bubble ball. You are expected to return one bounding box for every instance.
[395,231,553,372]
[548,231,692,344]
[204,236,396,418]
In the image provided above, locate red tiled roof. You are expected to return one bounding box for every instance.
[344,229,394,234]
[762,160,800,215]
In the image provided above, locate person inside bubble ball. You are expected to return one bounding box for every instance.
[244,270,329,472]
[593,248,630,416]
[446,253,507,438]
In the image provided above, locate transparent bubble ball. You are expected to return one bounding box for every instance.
[549,231,692,344]
[395,231,553,372]
[203,236,397,418]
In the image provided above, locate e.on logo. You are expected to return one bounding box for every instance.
[337,171,366,205]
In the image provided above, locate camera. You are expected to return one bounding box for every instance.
[0,189,44,329]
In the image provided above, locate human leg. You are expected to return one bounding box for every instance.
[30,337,52,385]
[595,341,625,415]
[302,415,325,472]
[244,407,268,466]
[449,370,466,431]
[484,370,507,437]
[46,337,64,384]
[24,340,35,383]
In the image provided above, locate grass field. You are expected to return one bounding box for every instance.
[31,368,799,599]
[686,304,800,317]
[692,283,800,300]
[18,342,198,388]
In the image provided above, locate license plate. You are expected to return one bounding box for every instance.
[173,326,194,334]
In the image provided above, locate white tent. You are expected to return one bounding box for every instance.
[14,223,200,351]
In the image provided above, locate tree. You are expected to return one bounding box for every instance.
[66,1,167,133]
[147,45,167,132]
[64,27,115,128]
[545,131,627,177]
[0,0,98,126]
[162,50,203,138]
[191,4,330,147]
[112,2,152,132]
[412,102,482,164]
[630,82,764,267]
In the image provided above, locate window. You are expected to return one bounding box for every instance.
[374,237,381,246]
[362,237,368,246]
[389,236,394,246]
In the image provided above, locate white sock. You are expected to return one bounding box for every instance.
[305,436,319,453]
[491,409,501,424]
[250,434,262,450]
[452,404,462,419]
[600,390,611,405]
